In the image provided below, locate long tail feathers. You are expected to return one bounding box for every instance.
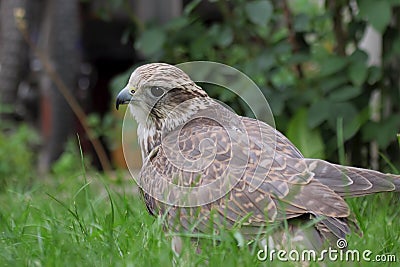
[306,159,400,197]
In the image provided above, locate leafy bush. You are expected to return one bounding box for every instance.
[0,125,38,188]
[111,0,400,170]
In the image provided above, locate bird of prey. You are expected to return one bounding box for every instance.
[116,63,400,251]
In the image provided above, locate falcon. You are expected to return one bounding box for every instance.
[116,63,400,251]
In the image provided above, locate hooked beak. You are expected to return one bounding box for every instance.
[116,87,133,110]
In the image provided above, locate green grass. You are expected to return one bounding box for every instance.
[0,173,261,266]
[0,138,399,266]
[1,170,399,266]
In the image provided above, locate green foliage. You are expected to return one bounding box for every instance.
[244,0,273,27]
[287,108,325,158]
[358,0,392,33]
[135,28,167,57]
[398,133,400,147]
[111,0,400,169]
[51,138,92,178]
[87,112,120,150]
[0,125,38,188]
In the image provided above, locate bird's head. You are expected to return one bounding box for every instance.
[116,63,209,125]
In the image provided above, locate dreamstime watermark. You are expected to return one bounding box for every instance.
[257,238,397,263]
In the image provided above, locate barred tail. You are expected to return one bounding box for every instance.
[306,159,400,197]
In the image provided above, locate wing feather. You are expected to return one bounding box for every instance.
[138,115,351,234]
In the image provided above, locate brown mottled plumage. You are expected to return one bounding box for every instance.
[116,63,400,250]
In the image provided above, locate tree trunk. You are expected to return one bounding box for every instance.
[38,0,80,172]
[0,0,30,123]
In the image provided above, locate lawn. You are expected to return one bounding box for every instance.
[0,149,399,266]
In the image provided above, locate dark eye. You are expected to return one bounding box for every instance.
[150,86,164,97]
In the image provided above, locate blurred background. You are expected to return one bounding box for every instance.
[0,0,399,186]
